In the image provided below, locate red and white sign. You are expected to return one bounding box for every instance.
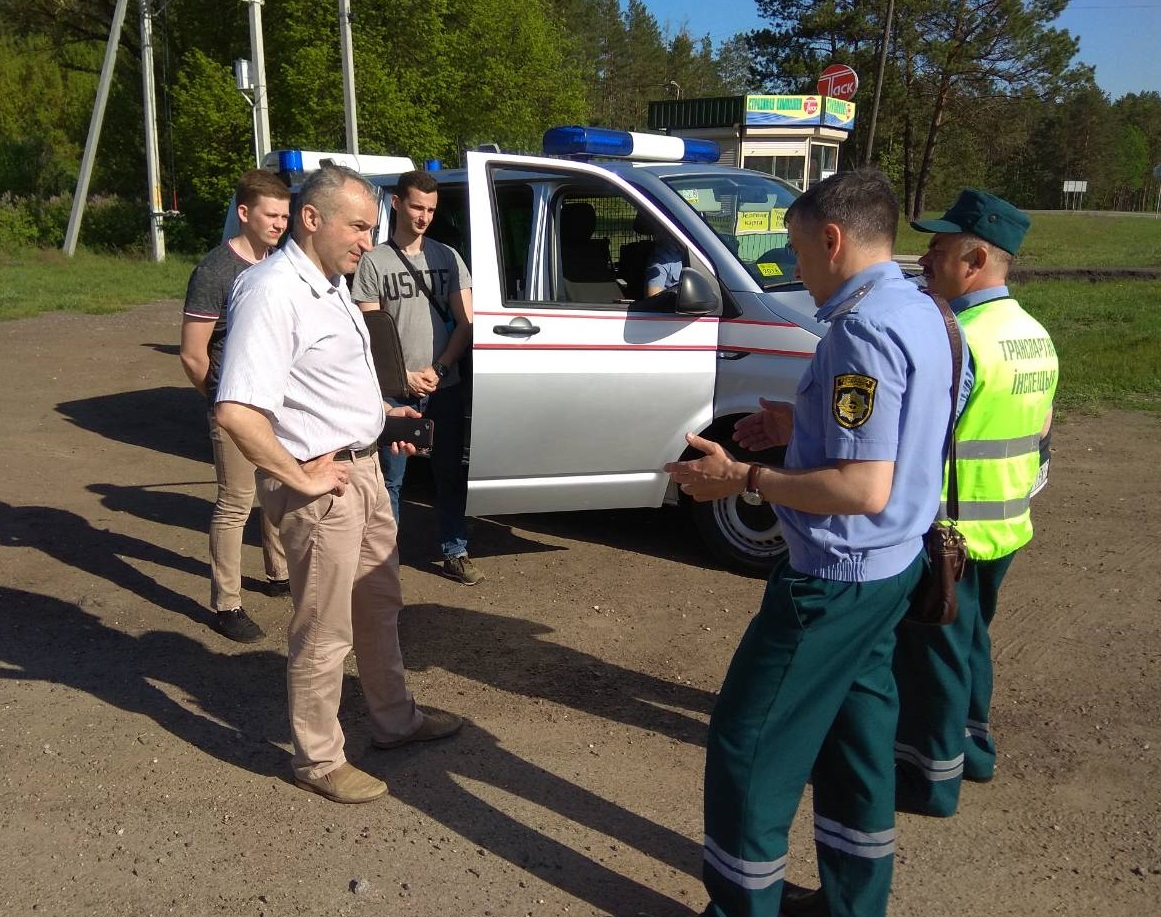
[817,64,859,101]
[803,98,819,116]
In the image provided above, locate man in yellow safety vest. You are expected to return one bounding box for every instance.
[894,189,1057,817]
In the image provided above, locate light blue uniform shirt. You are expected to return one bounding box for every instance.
[778,261,954,582]
[644,240,683,291]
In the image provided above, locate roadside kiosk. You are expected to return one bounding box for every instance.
[648,94,856,191]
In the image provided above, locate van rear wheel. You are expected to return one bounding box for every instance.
[690,490,786,573]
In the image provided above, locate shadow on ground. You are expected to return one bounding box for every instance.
[0,585,702,916]
[400,458,729,575]
[368,722,703,917]
[57,385,210,465]
[0,585,290,777]
[1,499,211,626]
[402,602,714,746]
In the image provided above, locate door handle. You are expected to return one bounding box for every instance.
[493,317,541,336]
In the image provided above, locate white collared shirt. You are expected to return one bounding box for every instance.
[216,239,384,460]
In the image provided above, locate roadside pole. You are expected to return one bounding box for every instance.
[339,0,359,154]
[63,0,130,257]
[246,0,272,163]
[139,0,165,262]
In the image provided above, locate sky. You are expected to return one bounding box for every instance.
[645,1,1161,100]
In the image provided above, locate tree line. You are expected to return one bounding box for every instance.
[0,0,1157,253]
[747,0,1161,218]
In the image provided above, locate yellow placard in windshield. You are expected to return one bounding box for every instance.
[736,210,770,234]
[757,262,784,277]
[770,208,787,231]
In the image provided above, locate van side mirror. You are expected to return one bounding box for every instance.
[676,267,721,316]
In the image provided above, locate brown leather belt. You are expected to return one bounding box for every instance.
[332,444,377,462]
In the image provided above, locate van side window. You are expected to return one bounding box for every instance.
[552,191,683,311]
[557,195,624,303]
[493,182,535,300]
[486,166,686,312]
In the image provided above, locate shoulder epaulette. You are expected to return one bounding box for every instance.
[830,281,875,319]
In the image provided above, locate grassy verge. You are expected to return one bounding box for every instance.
[1018,279,1161,413]
[897,211,1161,268]
[0,246,196,321]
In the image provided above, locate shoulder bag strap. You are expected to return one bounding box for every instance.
[388,238,453,325]
[927,291,962,522]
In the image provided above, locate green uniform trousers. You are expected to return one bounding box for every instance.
[894,552,1016,816]
[703,553,923,917]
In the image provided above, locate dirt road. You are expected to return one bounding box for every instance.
[1,302,1158,917]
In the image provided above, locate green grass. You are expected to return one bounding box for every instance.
[1018,279,1161,412]
[0,246,196,321]
[897,211,1161,268]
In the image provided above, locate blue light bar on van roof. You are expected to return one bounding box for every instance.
[542,126,719,163]
[278,150,304,174]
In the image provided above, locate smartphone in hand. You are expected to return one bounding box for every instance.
[380,416,434,453]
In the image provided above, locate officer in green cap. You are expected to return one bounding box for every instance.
[893,188,1057,816]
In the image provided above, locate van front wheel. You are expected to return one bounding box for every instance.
[689,490,787,573]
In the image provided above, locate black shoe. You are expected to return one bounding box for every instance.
[265,578,292,598]
[216,608,265,643]
[780,882,828,917]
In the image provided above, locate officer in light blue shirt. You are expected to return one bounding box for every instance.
[778,258,959,583]
[644,238,684,296]
[665,168,955,917]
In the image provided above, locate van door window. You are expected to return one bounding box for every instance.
[492,182,535,300]
[488,167,687,312]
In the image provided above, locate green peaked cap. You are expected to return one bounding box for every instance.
[911,188,1030,255]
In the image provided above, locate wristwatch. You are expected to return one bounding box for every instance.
[432,361,448,379]
[741,464,765,506]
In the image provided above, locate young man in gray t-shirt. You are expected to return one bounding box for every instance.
[351,170,480,585]
[179,169,292,642]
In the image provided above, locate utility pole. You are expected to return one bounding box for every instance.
[64,0,130,257]
[339,0,359,154]
[864,0,895,165]
[245,0,272,163]
[139,0,165,261]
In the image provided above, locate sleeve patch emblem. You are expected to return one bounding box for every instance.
[832,373,878,428]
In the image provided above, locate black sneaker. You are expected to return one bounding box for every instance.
[216,608,265,643]
[265,578,292,598]
[443,554,483,586]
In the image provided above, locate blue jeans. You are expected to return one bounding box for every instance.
[381,383,469,559]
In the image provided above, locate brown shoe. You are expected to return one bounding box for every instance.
[293,763,387,804]
[443,554,483,585]
[371,709,463,750]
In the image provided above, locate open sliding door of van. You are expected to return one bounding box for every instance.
[464,150,720,517]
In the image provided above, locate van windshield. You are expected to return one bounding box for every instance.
[660,173,801,290]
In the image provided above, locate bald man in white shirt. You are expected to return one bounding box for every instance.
[216,164,462,804]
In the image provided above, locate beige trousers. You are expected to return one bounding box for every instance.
[208,414,287,610]
[257,454,422,780]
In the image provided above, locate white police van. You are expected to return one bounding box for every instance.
[241,128,824,570]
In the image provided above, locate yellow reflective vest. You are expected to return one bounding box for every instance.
[945,298,1057,560]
